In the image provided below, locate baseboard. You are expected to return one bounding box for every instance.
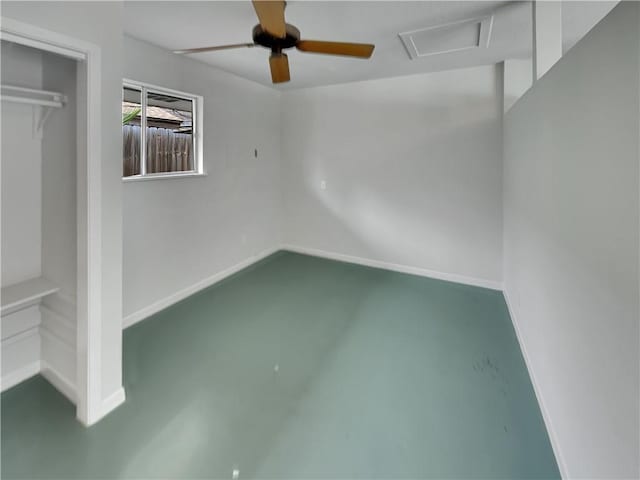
[40,360,76,404]
[1,360,40,391]
[281,244,503,291]
[75,386,126,427]
[503,288,568,479]
[123,245,501,330]
[101,386,125,418]
[122,246,280,329]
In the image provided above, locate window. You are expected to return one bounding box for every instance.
[122,80,203,179]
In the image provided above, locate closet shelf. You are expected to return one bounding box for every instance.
[1,84,67,108]
[1,277,59,316]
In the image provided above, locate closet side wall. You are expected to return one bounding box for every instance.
[40,52,78,401]
[1,42,44,389]
[1,42,43,286]
[1,42,79,398]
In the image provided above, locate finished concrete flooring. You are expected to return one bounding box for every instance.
[1,251,559,478]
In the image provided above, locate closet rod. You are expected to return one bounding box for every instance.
[1,95,63,108]
[1,84,67,108]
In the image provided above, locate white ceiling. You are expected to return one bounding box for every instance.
[123,1,617,90]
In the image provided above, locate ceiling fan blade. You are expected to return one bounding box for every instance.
[269,52,290,84]
[173,43,255,54]
[252,0,287,38]
[296,40,375,58]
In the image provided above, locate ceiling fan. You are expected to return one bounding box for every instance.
[173,0,375,84]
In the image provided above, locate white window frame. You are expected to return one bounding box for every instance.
[122,79,204,181]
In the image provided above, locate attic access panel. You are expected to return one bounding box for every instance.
[399,15,494,59]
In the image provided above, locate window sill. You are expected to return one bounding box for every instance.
[122,172,207,182]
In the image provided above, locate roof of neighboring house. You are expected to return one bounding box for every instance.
[122,102,191,123]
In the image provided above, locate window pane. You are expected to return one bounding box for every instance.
[145,91,194,174]
[122,87,142,177]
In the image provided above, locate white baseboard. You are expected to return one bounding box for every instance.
[123,244,502,331]
[1,360,40,391]
[122,246,280,329]
[40,360,76,404]
[75,386,126,427]
[101,386,125,418]
[503,288,568,479]
[281,244,503,291]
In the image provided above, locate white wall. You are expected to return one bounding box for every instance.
[503,3,639,478]
[40,51,78,402]
[503,58,532,113]
[122,36,282,323]
[1,42,45,392]
[1,1,125,419]
[41,52,77,300]
[281,66,503,288]
[1,42,43,287]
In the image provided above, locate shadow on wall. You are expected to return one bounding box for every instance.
[283,82,502,281]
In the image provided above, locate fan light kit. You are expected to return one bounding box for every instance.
[173,0,375,84]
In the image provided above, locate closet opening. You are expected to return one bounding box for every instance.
[1,19,109,426]
[1,37,79,405]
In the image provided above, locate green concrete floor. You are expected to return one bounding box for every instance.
[1,251,560,479]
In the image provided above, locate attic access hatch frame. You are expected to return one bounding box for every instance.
[399,15,494,60]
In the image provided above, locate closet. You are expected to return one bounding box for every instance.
[1,40,79,403]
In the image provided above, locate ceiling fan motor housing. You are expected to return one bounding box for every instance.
[253,24,300,53]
